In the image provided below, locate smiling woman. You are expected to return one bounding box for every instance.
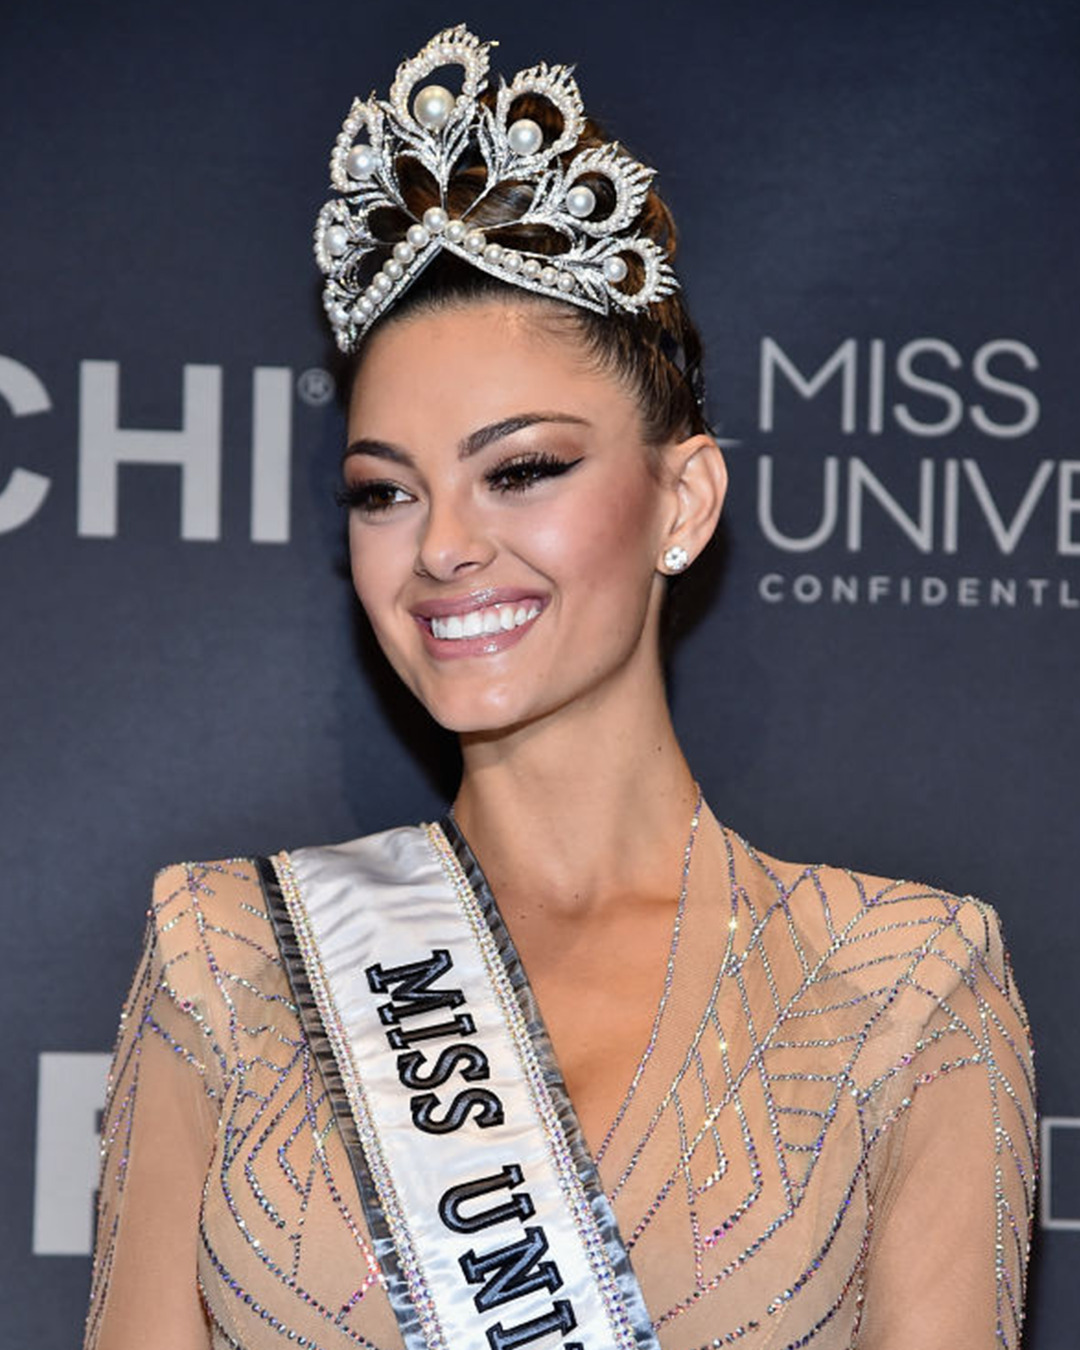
[84,24,1036,1350]
[340,300,722,734]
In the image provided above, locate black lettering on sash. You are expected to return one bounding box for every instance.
[460,1227,563,1313]
[387,1011,476,1050]
[365,949,464,1024]
[439,1164,535,1234]
[486,1300,578,1350]
[398,1044,490,1091]
[412,1087,504,1134]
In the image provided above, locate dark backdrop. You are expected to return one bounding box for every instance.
[2,1,1077,1344]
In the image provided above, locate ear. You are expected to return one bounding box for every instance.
[658,434,728,572]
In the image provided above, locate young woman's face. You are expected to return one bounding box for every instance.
[343,300,678,735]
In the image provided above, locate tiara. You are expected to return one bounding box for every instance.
[314,24,680,352]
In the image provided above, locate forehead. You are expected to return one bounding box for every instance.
[347,300,638,439]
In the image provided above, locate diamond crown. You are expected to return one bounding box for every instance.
[314,24,680,352]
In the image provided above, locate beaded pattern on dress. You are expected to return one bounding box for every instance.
[85,828,1036,1350]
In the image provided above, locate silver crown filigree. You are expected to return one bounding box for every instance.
[314,24,679,351]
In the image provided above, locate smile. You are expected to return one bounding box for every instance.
[430,603,541,641]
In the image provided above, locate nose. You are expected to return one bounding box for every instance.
[415,490,496,581]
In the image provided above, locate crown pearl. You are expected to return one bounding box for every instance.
[422,206,449,233]
[372,273,394,295]
[507,117,544,156]
[540,265,559,287]
[345,144,379,180]
[566,185,596,219]
[325,225,349,257]
[557,272,575,293]
[603,255,629,283]
[445,219,467,243]
[482,242,504,264]
[522,258,543,279]
[393,241,415,263]
[413,84,455,130]
[406,223,430,248]
[501,250,522,273]
[464,229,486,254]
[383,258,404,281]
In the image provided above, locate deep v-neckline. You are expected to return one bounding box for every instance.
[439,795,702,1164]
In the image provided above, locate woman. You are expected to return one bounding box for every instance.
[84,25,1036,1350]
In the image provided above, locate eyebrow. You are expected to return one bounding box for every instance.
[342,411,591,466]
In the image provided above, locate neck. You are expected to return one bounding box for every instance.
[452,668,698,915]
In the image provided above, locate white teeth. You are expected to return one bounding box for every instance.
[429,602,541,641]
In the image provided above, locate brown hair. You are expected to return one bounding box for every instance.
[344,89,709,447]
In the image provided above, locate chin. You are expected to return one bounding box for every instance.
[409,662,558,734]
[420,690,534,737]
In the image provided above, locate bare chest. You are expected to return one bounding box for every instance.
[504,899,681,1153]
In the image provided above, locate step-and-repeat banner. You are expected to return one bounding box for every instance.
[3,0,1077,1343]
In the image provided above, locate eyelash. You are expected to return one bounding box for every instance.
[335,452,583,514]
[485,452,583,492]
[334,481,410,513]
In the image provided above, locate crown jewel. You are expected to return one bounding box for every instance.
[314,25,680,351]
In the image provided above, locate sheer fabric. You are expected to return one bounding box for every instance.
[85,821,1036,1349]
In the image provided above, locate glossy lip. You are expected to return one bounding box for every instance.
[411,586,545,621]
[411,588,549,661]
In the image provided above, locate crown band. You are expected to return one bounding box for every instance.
[314,24,680,352]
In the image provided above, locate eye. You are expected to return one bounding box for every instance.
[486,453,584,493]
[335,480,414,514]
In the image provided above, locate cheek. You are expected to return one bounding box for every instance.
[348,521,409,637]
[521,472,660,597]
[347,520,375,606]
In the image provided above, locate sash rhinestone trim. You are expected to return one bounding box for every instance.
[259,826,660,1350]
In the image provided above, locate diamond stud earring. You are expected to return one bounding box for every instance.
[662,544,690,573]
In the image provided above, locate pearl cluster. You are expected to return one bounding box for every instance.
[315,23,679,350]
[328,186,632,334]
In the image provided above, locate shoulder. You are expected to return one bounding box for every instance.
[145,856,286,1007]
[724,827,1027,1025]
[724,830,1033,1135]
[145,826,432,980]
[149,825,432,944]
[150,856,272,946]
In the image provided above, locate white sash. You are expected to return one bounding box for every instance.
[260,822,658,1350]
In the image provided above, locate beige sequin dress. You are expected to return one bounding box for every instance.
[84,820,1036,1349]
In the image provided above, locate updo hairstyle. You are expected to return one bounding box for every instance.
[345,86,709,451]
